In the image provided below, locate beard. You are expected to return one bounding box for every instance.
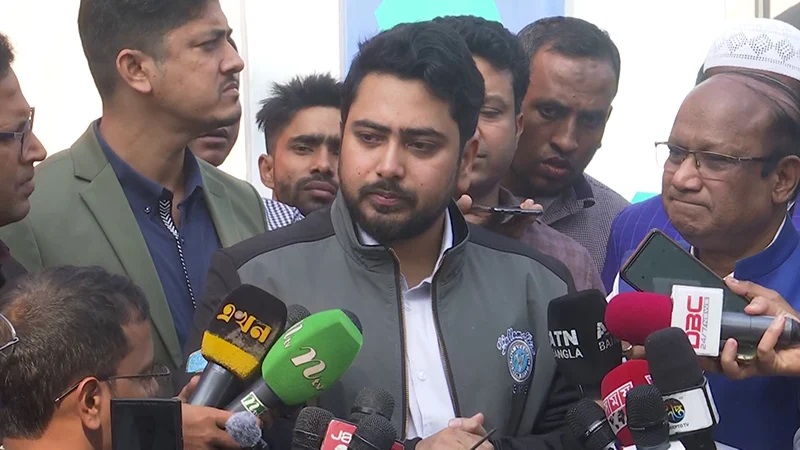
[343,172,457,244]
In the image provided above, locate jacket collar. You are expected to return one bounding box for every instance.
[329,191,468,283]
[735,217,798,280]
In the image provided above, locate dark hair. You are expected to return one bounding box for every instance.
[517,16,621,91]
[432,16,529,114]
[342,21,485,149]
[78,0,209,99]
[0,266,150,439]
[0,32,13,79]
[255,73,342,154]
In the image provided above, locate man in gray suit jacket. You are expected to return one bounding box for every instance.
[0,0,267,382]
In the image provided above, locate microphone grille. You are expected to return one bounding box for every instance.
[287,304,311,328]
[350,413,397,450]
[645,327,704,392]
[626,384,669,447]
[566,398,618,449]
[350,387,395,424]
[341,309,363,334]
[296,406,334,432]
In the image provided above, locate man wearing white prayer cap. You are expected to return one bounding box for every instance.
[602,18,800,449]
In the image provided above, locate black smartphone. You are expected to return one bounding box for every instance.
[620,230,756,361]
[620,229,749,313]
[111,398,182,450]
[470,205,544,215]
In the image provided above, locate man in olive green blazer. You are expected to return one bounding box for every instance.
[0,126,267,378]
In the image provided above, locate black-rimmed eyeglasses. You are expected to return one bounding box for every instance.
[53,364,172,404]
[0,107,35,159]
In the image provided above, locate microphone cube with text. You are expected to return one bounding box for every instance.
[226,308,363,415]
[606,287,800,358]
[547,290,624,399]
[188,284,288,407]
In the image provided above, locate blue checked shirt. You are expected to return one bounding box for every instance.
[263,198,304,230]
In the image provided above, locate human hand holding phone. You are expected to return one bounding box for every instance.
[456,194,542,239]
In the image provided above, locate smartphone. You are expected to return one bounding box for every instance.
[620,230,755,361]
[111,398,182,450]
[470,205,544,215]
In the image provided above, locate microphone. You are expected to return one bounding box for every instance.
[548,289,623,399]
[645,328,718,450]
[606,291,800,349]
[349,387,395,424]
[225,308,363,415]
[291,406,335,450]
[185,303,310,376]
[566,398,622,449]
[626,384,672,450]
[189,284,287,406]
[225,411,268,449]
[348,413,398,450]
[319,387,403,450]
[600,360,652,446]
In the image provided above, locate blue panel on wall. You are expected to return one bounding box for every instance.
[342,0,566,75]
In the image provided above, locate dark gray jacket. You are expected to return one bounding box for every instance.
[187,194,582,449]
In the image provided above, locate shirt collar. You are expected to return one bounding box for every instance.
[356,210,454,283]
[93,120,205,202]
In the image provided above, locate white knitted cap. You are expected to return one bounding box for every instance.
[704,18,800,81]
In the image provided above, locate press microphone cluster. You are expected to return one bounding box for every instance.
[291,387,403,450]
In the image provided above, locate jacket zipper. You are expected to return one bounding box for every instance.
[431,271,461,418]
[388,249,410,439]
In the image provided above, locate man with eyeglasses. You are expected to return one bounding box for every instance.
[601,18,800,294]
[601,28,800,450]
[0,33,45,298]
[0,266,250,450]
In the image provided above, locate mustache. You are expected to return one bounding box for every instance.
[359,179,416,202]
[298,173,339,188]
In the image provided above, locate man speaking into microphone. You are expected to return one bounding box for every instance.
[189,18,580,450]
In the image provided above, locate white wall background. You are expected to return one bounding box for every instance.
[1,0,794,201]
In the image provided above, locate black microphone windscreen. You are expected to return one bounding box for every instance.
[566,398,618,450]
[292,407,334,450]
[350,387,395,424]
[645,327,704,392]
[341,308,363,334]
[627,384,669,447]
[287,304,311,328]
[547,289,622,388]
[349,413,397,450]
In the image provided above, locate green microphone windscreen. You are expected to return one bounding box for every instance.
[260,308,363,405]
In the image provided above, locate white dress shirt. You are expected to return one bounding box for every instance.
[357,212,456,439]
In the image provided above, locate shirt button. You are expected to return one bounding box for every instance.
[144,206,151,214]
[404,303,411,312]
[417,371,426,381]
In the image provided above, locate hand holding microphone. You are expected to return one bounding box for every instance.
[716,277,800,379]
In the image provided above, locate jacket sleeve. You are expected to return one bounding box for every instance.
[0,218,44,274]
[488,370,584,450]
[179,249,243,381]
[600,213,624,293]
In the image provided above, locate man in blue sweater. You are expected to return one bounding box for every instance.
[602,20,800,450]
